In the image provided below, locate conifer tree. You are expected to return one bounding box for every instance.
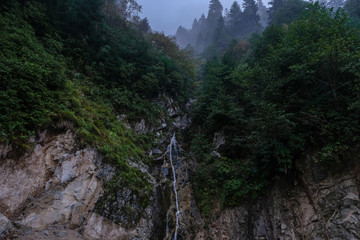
[345,0,360,20]
[268,0,285,22]
[207,0,223,26]
[228,1,242,38]
[192,18,199,29]
[257,0,269,27]
[242,0,260,33]
[229,1,242,26]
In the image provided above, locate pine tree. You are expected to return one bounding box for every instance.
[257,0,269,28]
[242,0,260,33]
[213,16,225,43]
[192,18,199,29]
[207,0,223,26]
[175,26,189,48]
[268,0,285,22]
[344,0,360,23]
[228,1,242,25]
[270,0,308,26]
[138,17,150,33]
[199,13,207,25]
[228,1,242,38]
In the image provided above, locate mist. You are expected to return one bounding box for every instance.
[137,0,271,35]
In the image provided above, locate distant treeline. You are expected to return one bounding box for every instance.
[175,0,357,58]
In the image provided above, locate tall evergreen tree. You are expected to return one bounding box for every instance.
[242,0,260,33]
[344,0,360,25]
[228,1,242,25]
[345,0,360,19]
[268,0,285,22]
[175,26,189,48]
[228,1,242,38]
[270,0,308,26]
[138,17,150,33]
[257,0,269,28]
[192,18,199,29]
[199,13,207,25]
[207,0,223,26]
[213,16,226,44]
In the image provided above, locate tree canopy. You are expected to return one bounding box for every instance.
[191,3,360,213]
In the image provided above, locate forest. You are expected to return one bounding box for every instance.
[186,0,360,214]
[0,0,196,207]
[1,0,360,225]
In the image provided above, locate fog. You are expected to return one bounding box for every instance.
[137,0,271,35]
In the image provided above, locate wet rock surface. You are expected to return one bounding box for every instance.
[0,213,13,238]
[0,130,156,239]
[1,98,360,240]
[194,156,360,240]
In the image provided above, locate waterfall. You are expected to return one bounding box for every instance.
[168,133,180,240]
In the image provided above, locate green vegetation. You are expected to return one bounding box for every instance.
[0,1,66,146]
[345,0,360,25]
[191,3,360,214]
[270,0,308,25]
[0,0,195,214]
[175,0,264,57]
[2,0,360,223]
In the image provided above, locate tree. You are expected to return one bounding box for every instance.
[270,0,308,26]
[199,13,207,25]
[138,17,150,33]
[268,0,285,22]
[192,2,360,210]
[257,0,269,28]
[192,18,199,29]
[104,0,142,23]
[207,0,223,26]
[242,0,260,33]
[228,1,242,24]
[344,0,360,24]
[175,26,189,48]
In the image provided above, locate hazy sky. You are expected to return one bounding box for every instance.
[137,0,271,35]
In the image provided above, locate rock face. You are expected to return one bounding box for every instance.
[0,130,157,240]
[0,213,13,238]
[1,99,360,240]
[193,156,360,240]
[0,97,189,240]
[0,130,100,221]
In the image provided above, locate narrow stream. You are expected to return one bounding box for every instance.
[169,133,180,240]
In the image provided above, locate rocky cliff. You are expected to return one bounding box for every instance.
[1,103,360,240]
[192,157,360,240]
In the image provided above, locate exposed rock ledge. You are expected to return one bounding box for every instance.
[191,155,360,240]
[1,128,360,239]
[0,130,152,240]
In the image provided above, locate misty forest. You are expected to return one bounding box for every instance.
[1,0,360,239]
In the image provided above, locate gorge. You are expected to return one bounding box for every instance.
[1,0,360,239]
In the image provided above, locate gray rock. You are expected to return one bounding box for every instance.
[135,119,146,134]
[152,148,163,155]
[0,213,13,238]
[56,231,66,238]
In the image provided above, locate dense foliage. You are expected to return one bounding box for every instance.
[175,0,266,57]
[191,3,360,215]
[344,0,360,25]
[0,0,195,210]
[2,0,359,221]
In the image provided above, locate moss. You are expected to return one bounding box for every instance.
[95,168,153,228]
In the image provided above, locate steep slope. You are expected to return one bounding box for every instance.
[1,1,360,240]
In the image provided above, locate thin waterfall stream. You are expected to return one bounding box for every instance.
[168,133,180,240]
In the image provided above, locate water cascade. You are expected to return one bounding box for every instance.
[168,133,180,240]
